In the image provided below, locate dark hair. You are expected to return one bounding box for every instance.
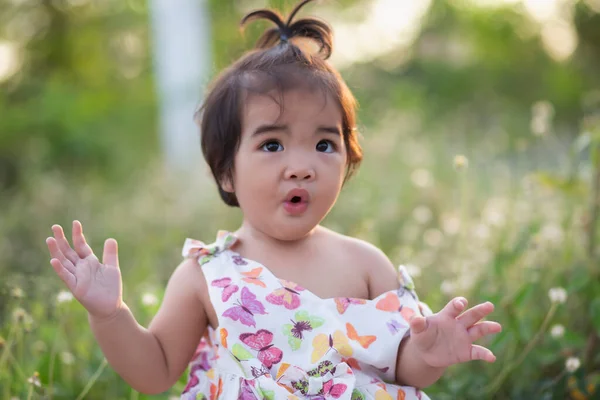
[198,0,363,207]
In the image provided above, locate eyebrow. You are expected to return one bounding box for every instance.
[251,124,342,137]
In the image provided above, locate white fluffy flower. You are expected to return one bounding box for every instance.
[565,357,581,373]
[56,290,74,303]
[548,287,567,304]
[412,206,433,224]
[142,293,158,306]
[411,169,433,188]
[60,351,75,365]
[550,324,565,338]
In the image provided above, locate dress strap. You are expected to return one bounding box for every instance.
[182,230,238,265]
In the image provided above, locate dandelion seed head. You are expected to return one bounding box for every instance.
[27,371,41,387]
[550,324,565,338]
[441,213,461,235]
[441,280,456,296]
[548,287,567,304]
[12,308,27,322]
[472,223,491,240]
[531,100,554,137]
[142,293,159,307]
[410,168,433,188]
[57,290,74,304]
[412,205,433,224]
[61,351,75,365]
[565,357,581,373]
[10,287,24,299]
[453,155,469,171]
[424,229,444,247]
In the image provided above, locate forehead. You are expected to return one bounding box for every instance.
[242,88,342,126]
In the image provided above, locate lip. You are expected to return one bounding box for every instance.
[284,188,310,203]
[283,188,310,215]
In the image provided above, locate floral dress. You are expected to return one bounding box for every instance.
[180,231,432,400]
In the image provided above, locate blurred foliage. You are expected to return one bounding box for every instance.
[1,0,600,399]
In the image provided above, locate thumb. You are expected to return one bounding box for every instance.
[102,238,119,267]
[410,315,428,335]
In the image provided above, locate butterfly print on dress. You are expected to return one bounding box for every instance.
[239,329,283,369]
[222,287,267,327]
[211,277,239,302]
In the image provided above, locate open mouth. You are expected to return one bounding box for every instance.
[283,189,310,215]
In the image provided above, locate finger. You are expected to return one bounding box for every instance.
[72,220,94,259]
[52,224,79,264]
[458,302,495,328]
[46,237,76,274]
[50,258,76,290]
[468,321,502,342]
[409,315,428,335]
[471,345,496,363]
[440,297,468,319]
[102,238,120,268]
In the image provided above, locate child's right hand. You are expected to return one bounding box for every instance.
[46,220,124,320]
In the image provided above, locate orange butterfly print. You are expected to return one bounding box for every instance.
[209,378,223,400]
[341,357,361,370]
[241,267,266,288]
[334,297,367,314]
[346,323,376,349]
[375,292,416,322]
[397,388,406,400]
[220,327,228,348]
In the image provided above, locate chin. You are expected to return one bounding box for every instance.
[267,218,321,242]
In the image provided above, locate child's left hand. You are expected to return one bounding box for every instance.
[409,297,502,368]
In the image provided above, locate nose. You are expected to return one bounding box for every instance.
[284,164,315,181]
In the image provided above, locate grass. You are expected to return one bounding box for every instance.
[0,116,599,399]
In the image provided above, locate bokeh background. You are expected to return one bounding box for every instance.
[1,0,600,398]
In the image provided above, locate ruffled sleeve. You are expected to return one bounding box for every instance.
[365,265,430,383]
[397,265,432,317]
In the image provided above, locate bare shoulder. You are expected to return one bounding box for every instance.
[170,257,206,292]
[320,227,399,299]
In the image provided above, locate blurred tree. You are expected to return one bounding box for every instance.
[0,0,599,194]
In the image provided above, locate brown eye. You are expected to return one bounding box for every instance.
[316,140,335,153]
[261,140,283,152]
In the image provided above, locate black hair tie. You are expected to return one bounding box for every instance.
[279,27,291,43]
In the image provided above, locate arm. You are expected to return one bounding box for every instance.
[395,336,446,388]
[346,237,501,389]
[89,258,208,394]
[47,221,209,394]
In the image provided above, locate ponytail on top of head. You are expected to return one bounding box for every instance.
[199,0,363,208]
[241,0,333,59]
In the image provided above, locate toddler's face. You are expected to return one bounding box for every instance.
[227,88,347,240]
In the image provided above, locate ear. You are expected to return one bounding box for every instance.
[220,175,234,193]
